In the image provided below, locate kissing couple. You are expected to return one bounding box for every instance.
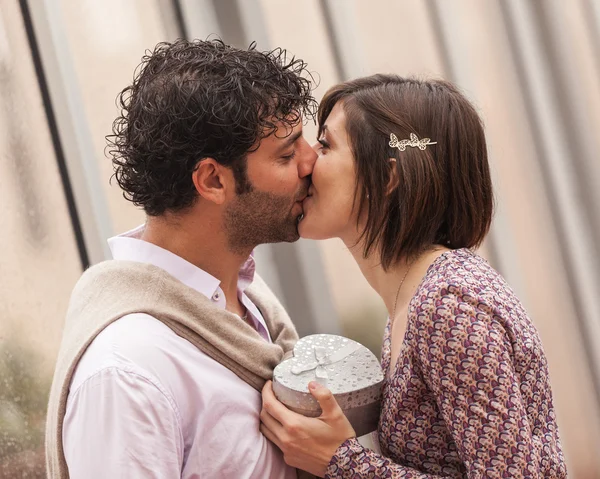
[46,39,566,479]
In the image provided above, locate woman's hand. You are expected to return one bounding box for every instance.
[260,380,356,477]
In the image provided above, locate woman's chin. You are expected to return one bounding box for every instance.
[298,217,315,239]
[298,213,333,240]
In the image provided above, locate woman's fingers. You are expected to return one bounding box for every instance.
[262,380,303,426]
[260,381,353,478]
[308,382,342,418]
[260,422,282,449]
[260,407,284,437]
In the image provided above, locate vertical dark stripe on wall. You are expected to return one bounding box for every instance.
[318,0,348,80]
[211,0,246,49]
[425,0,456,84]
[171,0,190,40]
[18,0,90,270]
[582,0,600,84]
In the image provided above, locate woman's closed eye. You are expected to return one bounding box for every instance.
[317,138,330,151]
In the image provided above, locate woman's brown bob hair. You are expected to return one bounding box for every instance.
[318,75,493,270]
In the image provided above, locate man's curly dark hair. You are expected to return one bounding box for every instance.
[107,39,317,216]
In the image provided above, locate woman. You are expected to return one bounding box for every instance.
[260,75,567,478]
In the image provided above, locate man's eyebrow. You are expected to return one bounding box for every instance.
[276,129,303,153]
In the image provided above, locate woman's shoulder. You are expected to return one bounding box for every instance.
[411,248,519,318]
[418,248,503,292]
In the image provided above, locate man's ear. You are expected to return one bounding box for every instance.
[386,158,399,195]
[192,158,229,205]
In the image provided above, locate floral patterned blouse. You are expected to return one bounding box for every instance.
[325,249,567,478]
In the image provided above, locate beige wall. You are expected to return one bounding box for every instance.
[1,0,598,476]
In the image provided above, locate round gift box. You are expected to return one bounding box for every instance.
[272,334,384,437]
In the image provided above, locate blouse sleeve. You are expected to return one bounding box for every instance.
[325,288,544,478]
[325,437,449,478]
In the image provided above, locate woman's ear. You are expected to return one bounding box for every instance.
[191,158,229,205]
[386,158,399,196]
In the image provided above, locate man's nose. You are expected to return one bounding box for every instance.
[298,138,317,178]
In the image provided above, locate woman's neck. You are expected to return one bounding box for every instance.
[341,232,450,319]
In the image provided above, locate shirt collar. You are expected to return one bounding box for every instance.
[107,225,256,299]
[238,254,256,292]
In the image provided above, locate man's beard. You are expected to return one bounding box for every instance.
[224,187,305,254]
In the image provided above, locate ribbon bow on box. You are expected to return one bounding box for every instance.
[290,342,362,381]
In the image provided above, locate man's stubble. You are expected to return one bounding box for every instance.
[224,188,303,255]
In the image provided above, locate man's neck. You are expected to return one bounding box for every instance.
[141,213,252,302]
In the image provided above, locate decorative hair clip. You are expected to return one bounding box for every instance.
[389,133,437,151]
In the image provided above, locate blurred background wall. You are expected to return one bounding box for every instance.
[1,0,599,476]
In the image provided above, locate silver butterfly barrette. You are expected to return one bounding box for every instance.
[389,132,437,151]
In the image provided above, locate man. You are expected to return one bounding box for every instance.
[45,39,317,478]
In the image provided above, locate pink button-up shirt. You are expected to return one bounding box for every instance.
[62,225,295,478]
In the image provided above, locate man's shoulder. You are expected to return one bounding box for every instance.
[69,313,208,393]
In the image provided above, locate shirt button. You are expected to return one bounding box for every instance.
[212,292,220,301]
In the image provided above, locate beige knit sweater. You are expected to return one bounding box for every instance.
[45,260,299,478]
